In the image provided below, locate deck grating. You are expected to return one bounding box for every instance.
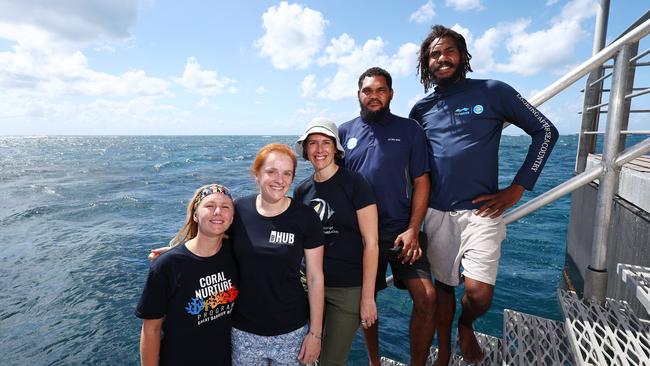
[618,263,650,314]
[558,288,650,365]
[382,332,502,366]
[503,309,575,365]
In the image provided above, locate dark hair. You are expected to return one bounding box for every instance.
[417,25,473,93]
[301,135,344,161]
[358,67,392,90]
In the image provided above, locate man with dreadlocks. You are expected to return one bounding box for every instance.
[409,25,559,364]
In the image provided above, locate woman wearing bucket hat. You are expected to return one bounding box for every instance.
[294,117,379,365]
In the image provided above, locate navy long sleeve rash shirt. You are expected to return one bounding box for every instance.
[409,78,559,211]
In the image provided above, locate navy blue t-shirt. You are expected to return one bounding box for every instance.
[136,242,238,366]
[409,78,559,211]
[339,112,429,236]
[294,167,376,287]
[231,195,324,336]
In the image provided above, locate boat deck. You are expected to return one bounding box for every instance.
[587,153,650,212]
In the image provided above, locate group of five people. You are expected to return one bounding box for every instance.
[136,24,558,365]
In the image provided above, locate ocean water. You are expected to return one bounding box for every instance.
[0,135,581,365]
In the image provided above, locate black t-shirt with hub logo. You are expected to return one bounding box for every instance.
[231,194,324,336]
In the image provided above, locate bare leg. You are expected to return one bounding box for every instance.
[457,277,494,363]
[363,322,380,366]
[404,278,436,366]
[432,281,455,366]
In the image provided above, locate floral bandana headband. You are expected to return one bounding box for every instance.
[193,184,232,209]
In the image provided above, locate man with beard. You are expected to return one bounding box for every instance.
[409,25,559,365]
[339,67,435,366]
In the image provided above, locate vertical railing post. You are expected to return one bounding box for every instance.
[575,0,610,174]
[617,41,639,151]
[584,44,634,304]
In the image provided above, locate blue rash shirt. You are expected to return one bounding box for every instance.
[339,112,430,236]
[409,78,559,212]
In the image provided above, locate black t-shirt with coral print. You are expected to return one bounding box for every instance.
[136,242,238,366]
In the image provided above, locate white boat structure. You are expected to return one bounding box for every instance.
[382,2,650,365]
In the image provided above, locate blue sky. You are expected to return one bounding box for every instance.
[0,0,647,135]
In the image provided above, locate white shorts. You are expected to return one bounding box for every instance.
[424,208,506,286]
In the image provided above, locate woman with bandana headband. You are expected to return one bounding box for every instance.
[136,184,239,366]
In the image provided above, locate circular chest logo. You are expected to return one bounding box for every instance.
[473,105,484,114]
[347,138,358,150]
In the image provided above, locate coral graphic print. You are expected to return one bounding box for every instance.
[184,271,238,325]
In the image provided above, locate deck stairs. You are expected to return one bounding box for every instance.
[380,263,650,365]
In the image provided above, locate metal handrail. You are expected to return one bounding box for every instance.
[629,48,650,63]
[500,18,650,222]
[503,166,605,224]
[501,17,650,131]
[582,130,650,135]
[626,87,650,99]
[528,18,650,108]
[584,86,650,110]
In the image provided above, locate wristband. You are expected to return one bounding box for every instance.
[308,331,322,340]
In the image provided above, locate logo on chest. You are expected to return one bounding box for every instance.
[454,105,484,116]
[346,137,358,150]
[454,107,470,116]
[269,230,295,245]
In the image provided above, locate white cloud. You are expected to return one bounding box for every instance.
[0,43,168,96]
[387,43,420,76]
[0,94,184,135]
[316,35,418,100]
[0,1,168,99]
[410,1,436,24]
[172,57,236,96]
[255,86,266,94]
[450,24,472,43]
[301,74,317,97]
[446,0,484,11]
[455,0,596,76]
[546,0,561,5]
[470,20,529,73]
[318,33,355,65]
[0,1,142,46]
[255,2,328,70]
[407,94,425,109]
[495,0,596,75]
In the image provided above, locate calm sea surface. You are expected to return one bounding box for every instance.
[0,135,586,365]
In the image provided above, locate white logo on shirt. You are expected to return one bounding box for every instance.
[347,138,358,150]
[269,230,295,245]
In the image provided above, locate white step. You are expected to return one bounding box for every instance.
[503,309,575,365]
[618,263,650,314]
[558,288,650,365]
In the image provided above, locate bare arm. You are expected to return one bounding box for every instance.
[140,318,163,366]
[395,173,430,264]
[357,204,378,329]
[298,245,324,364]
